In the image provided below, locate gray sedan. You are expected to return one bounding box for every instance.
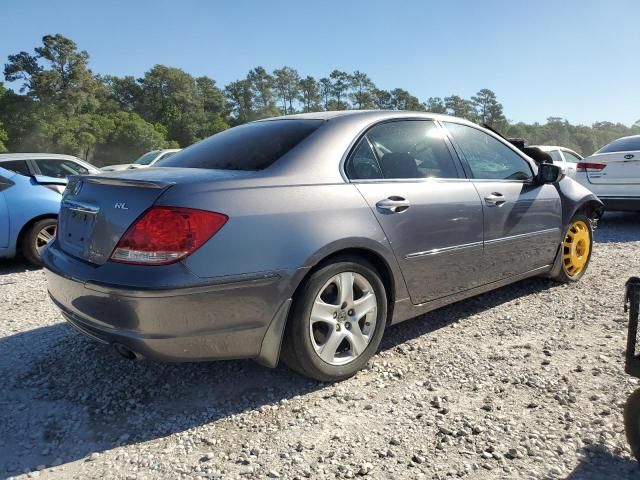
[42,111,602,381]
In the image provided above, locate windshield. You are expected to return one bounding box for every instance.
[157,119,324,171]
[133,151,160,165]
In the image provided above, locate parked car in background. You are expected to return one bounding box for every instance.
[100,149,181,172]
[43,111,603,382]
[0,166,63,266]
[0,153,100,180]
[575,135,640,211]
[530,145,583,178]
[0,154,100,265]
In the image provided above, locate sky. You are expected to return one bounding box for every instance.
[2,0,639,126]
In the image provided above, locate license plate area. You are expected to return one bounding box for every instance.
[60,201,99,257]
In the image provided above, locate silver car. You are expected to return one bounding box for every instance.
[42,111,602,381]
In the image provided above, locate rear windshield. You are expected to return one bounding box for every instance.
[597,136,640,153]
[157,119,324,171]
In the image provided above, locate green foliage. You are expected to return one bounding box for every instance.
[2,34,638,164]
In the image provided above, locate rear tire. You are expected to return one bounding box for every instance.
[22,218,57,267]
[549,213,592,283]
[625,389,640,461]
[282,257,387,382]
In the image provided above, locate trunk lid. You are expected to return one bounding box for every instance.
[57,167,255,265]
[585,151,640,185]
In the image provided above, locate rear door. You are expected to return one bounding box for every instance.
[443,122,562,283]
[348,120,485,305]
[560,150,581,178]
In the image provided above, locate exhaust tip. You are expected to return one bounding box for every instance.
[112,343,140,360]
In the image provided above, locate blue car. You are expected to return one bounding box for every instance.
[0,154,99,265]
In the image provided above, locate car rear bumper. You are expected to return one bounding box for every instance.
[599,197,640,212]
[43,243,298,364]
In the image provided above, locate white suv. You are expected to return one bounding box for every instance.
[575,135,640,212]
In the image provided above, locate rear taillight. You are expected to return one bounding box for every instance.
[576,162,607,172]
[111,206,227,265]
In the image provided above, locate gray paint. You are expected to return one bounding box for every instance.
[41,110,602,366]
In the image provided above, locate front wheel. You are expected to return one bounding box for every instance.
[625,389,640,461]
[282,257,387,382]
[550,214,593,283]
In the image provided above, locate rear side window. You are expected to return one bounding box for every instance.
[444,122,533,181]
[0,160,30,176]
[547,150,563,163]
[563,151,581,163]
[157,120,324,171]
[597,136,640,153]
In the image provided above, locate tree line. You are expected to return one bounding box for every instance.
[1,34,638,166]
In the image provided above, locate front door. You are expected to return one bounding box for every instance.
[346,119,485,304]
[443,122,562,283]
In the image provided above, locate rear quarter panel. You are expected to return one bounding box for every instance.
[158,182,409,301]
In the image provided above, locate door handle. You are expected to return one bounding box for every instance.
[376,196,410,213]
[484,192,507,207]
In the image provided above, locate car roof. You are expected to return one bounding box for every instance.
[256,109,477,126]
[530,145,579,153]
[0,153,82,162]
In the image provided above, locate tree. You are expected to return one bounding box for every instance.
[247,66,278,117]
[102,75,141,111]
[298,76,321,112]
[425,97,447,114]
[445,95,477,121]
[225,79,255,124]
[349,71,376,109]
[319,77,332,110]
[390,88,425,111]
[4,34,106,116]
[328,70,350,110]
[373,89,393,110]
[273,67,300,115]
[471,88,506,128]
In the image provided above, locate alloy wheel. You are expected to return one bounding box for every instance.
[309,271,378,366]
[35,224,56,254]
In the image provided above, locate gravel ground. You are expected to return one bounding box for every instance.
[1,212,640,480]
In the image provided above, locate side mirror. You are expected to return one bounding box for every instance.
[536,163,563,184]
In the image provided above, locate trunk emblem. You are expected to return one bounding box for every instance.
[625,154,634,160]
[114,202,129,210]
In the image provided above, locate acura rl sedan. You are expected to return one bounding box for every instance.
[42,111,603,381]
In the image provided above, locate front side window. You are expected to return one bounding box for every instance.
[562,151,582,163]
[157,119,324,171]
[0,160,30,176]
[348,120,459,180]
[35,159,89,178]
[597,136,640,154]
[444,122,533,181]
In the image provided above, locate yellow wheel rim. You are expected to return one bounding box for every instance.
[562,220,590,277]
